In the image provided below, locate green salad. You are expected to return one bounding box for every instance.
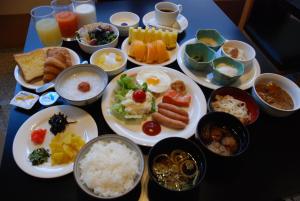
[111,74,156,119]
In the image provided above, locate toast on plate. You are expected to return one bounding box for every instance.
[14,49,46,82]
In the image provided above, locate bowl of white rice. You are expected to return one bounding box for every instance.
[73,134,144,199]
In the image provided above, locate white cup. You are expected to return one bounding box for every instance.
[155,2,182,27]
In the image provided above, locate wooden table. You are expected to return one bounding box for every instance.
[1,1,299,201]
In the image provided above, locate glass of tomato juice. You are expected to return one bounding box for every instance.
[51,0,78,41]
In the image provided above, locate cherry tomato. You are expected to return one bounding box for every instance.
[31,129,47,144]
[132,89,146,103]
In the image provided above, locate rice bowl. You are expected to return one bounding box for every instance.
[74,135,144,199]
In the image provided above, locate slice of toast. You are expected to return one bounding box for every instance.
[14,48,46,82]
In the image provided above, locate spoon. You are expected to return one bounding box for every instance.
[35,60,88,94]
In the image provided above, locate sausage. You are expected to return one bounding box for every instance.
[158,103,189,117]
[158,108,189,124]
[152,112,187,129]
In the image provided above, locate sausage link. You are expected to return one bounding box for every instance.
[152,112,187,129]
[158,103,189,117]
[158,108,189,124]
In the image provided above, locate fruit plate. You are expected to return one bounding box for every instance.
[177,38,261,90]
[12,105,98,178]
[121,37,179,66]
[14,47,81,90]
[101,66,207,147]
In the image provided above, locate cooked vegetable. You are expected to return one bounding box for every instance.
[48,113,75,135]
[28,148,50,166]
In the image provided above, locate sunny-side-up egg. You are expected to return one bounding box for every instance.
[136,69,171,93]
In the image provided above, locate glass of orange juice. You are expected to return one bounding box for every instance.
[51,0,78,41]
[31,6,62,47]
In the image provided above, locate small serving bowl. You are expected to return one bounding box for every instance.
[90,48,127,76]
[252,73,300,117]
[74,134,144,199]
[55,64,108,106]
[196,29,225,51]
[195,112,250,158]
[208,87,260,125]
[221,40,256,68]
[110,12,140,37]
[184,43,216,71]
[212,56,244,86]
[148,137,206,192]
[76,22,119,54]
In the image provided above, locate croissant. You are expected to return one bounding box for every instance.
[43,48,72,83]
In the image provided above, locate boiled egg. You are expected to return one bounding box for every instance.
[136,69,171,93]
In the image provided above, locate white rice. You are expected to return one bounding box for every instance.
[79,140,140,197]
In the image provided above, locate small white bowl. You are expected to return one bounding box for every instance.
[252,73,300,117]
[76,22,119,54]
[90,48,127,76]
[55,64,108,106]
[110,12,140,37]
[221,40,256,68]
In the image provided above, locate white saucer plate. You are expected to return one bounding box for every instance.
[14,47,81,90]
[12,105,98,178]
[142,11,188,33]
[177,38,261,90]
[101,66,207,147]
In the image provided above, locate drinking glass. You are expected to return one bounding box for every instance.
[31,6,62,47]
[72,0,97,28]
[51,0,78,41]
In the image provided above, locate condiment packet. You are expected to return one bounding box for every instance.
[10,91,39,110]
[39,92,59,106]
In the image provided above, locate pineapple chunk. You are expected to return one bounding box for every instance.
[49,131,85,165]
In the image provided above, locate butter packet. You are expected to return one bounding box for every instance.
[10,91,39,110]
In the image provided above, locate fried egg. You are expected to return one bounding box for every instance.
[136,69,171,93]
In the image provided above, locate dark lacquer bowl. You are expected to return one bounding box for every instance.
[208,86,260,125]
[148,137,206,193]
[195,112,250,159]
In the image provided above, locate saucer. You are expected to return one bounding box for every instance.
[142,11,188,33]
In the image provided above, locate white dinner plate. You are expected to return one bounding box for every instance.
[12,105,98,178]
[101,66,207,147]
[14,47,81,90]
[177,38,261,90]
[121,37,179,66]
[142,11,188,33]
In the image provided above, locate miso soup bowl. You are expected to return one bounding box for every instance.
[148,137,206,192]
[252,73,300,117]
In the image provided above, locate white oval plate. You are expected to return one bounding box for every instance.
[121,37,179,66]
[142,11,188,33]
[14,47,81,90]
[177,38,261,90]
[101,66,207,147]
[12,105,98,178]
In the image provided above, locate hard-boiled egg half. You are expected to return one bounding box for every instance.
[136,69,171,93]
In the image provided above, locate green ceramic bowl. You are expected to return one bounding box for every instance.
[212,56,244,86]
[184,43,216,71]
[196,29,225,51]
